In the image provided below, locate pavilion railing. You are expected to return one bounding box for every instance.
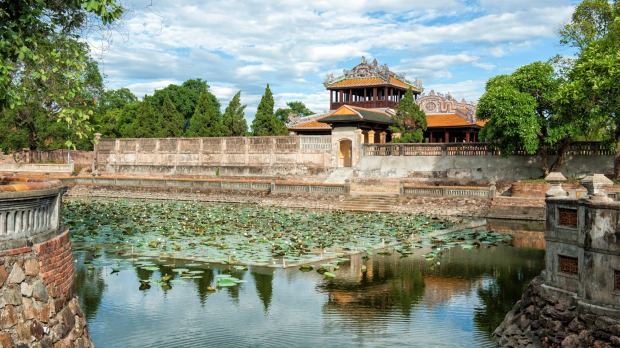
[363,142,612,157]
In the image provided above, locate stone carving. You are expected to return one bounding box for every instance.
[417,90,477,122]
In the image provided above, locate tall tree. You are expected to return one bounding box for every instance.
[0,0,123,144]
[252,85,287,136]
[275,101,314,123]
[556,0,620,177]
[93,88,138,138]
[390,88,427,143]
[124,96,158,138]
[157,96,185,137]
[186,91,225,137]
[478,62,572,175]
[222,91,248,136]
[151,79,209,126]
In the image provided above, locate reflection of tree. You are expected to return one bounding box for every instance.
[252,269,274,312]
[474,266,541,337]
[73,252,106,321]
[193,268,215,305]
[225,270,245,303]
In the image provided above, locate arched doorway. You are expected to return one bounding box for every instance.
[338,139,352,167]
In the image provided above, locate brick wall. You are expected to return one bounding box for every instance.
[35,231,75,311]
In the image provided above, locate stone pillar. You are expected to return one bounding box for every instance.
[368,131,375,144]
[581,174,613,202]
[545,172,567,198]
[379,131,386,144]
[92,133,101,175]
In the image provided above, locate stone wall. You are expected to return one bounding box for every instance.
[95,136,333,177]
[0,177,92,348]
[494,174,620,347]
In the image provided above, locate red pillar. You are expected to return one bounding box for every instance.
[466,132,470,142]
[444,130,449,143]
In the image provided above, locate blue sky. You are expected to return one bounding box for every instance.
[89,0,580,121]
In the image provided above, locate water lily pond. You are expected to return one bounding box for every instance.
[66,199,545,347]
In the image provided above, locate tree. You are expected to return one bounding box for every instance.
[151,79,209,128]
[222,91,248,136]
[390,88,427,143]
[275,101,314,123]
[93,88,138,138]
[0,35,104,151]
[252,85,287,136]
[157,96,185,137]
[556,0,620,177]
[186,91,225,137]
[478,62,574,175]
[123,96,158,138]
[0,0,123,145]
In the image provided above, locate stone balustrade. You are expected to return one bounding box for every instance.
[0,177,65,250]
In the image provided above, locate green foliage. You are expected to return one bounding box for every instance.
[222,91,248,136]
[390,88,427,143]
[152,79,208,124]
[0,34,104,151]
[0,0,123,146]
[559,0,615,51]
[478,62,566,157]
[93,88,138,138]
[123,96,158,138]
[252,85,288,136]
[157,96,185,137]
[275,101,314,123]
[186,91,225,137]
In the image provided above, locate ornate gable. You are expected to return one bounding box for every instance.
[417,90,477,123]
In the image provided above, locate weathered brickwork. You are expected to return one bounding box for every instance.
[0,230,91,348]
[35,231,75,311]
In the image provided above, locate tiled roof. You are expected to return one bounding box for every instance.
[426,114,480,128]
[288,120,331,130]
[320,105,394,125]
[326,76,420,91]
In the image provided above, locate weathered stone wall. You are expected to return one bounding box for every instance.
[495,175,620,347]
[494,275,620,347]
[1,230,90,348]
[0,177,92,348]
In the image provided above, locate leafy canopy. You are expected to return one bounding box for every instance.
[390,88,427,143]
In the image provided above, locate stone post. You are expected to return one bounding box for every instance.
[399,180,404,196]
[345,179,351,195]
[92,133,101,175]
[367,130,375,144]
[581,174,613,202]
[379,131,386,144]
[488,180,496,198]
[270,178,276,194]
[545,172,567,198]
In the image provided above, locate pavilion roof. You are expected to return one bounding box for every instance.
[320,105,394,125]
[288,119,332,131]
[323,56,423,92]
[426,113,482,128]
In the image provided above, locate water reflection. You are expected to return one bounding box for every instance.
[74,239,544,347]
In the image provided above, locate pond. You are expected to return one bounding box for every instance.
[67,200,545,347]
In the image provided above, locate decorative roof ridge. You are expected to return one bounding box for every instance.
[323,56,423,90]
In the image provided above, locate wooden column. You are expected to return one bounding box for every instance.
[444,130,450,143]
[465,132,470,142]
[373,88,377,102]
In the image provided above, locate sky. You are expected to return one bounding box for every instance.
[88,0,580,121]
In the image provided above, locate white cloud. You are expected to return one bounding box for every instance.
[90,0,577,120]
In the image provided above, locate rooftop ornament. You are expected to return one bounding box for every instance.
[581,174,613,202]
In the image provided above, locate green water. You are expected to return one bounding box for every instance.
[73,243,543,347]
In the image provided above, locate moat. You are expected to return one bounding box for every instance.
[67,199,545,347]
